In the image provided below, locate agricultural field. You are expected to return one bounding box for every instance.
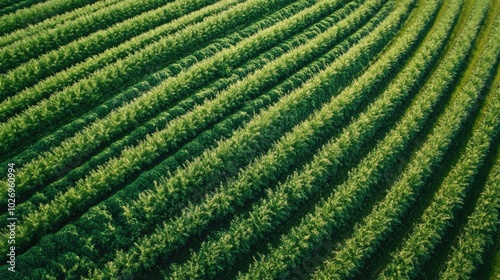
[0,0,499,278]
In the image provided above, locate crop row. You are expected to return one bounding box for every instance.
[2,0,372,252]
[77,1,397,278]
[440,147,499,279]
[121,0,416,237]
[142,0,450,278]
[0,0,97,36]
[237,0,467,278]
[0,0,223,103]
[0,0,318,177]
[0,0,293,158]
[0,44,225,175]
[10,3,391,277]
[2,0,345,213]
[437,52,499,280]
[379,9,499,277]
[0,0,122,46]
[1,0,496,278]
[311,0,493,277]
[0,0,44,17]
[0,0,325,128]
[0,0,182,74]
[5,0,359,226]
[120,0,405,244]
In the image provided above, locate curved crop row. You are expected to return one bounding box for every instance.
[1,0,345,210]
[9,5,391,277]
[0,0,51,17]
[440,146,500,279]
[77,1,394,278]
[378,14,499,278]
[2,0,373,251]
[155,1,454,278]
[311,1,494,277]
[0,0,317,125]
[0,0,223,102]
[0,0,497,278]
[0,0,314,166]
[0,0,180,74]
[6,0,360,225]
[0,0,292,156]
[0,43,228,171]
[0,0,239,120]
[0,0,122,47]
[121,0,412,245]
[0,0,97,36]
[237,0,469,278]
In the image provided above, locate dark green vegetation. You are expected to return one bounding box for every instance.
[0,0,498,279]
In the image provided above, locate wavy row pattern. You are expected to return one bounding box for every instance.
[0,0,498,278]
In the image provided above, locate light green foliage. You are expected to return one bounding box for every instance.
[379,7,500,277]
[0,0,223,107]
[0,0,122,47]
[0,0,98,36]
[0,0,498,278]
[312,0,497,278]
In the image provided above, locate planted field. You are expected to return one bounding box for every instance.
[0,0,499,278]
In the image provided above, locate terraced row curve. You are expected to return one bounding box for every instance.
[0,0,498,279]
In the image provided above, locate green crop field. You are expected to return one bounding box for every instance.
[0,0,499,279]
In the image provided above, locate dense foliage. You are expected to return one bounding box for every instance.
[0,0,498,278]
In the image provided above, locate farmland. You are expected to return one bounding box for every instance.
[0,0,499,278]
